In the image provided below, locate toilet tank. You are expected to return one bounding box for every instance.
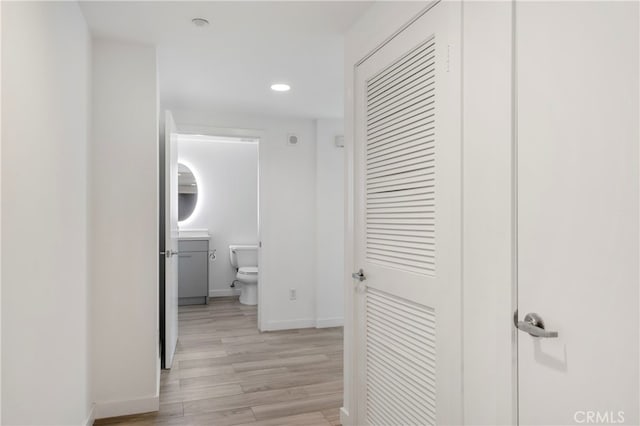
[229,245,258,269]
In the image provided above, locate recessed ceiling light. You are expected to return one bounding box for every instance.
[192,18,209,27]
[271,83,291,92]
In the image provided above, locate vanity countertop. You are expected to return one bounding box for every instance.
[178,230,210,240]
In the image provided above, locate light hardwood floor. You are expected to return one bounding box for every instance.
[95,297,343,426]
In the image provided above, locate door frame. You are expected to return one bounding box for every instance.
[343,2,518,424]
[176,124,265,331]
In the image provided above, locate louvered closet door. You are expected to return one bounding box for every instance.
[353,2,462,425]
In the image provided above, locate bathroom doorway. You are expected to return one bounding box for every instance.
[160,125,263,369]
[176,132,261,305]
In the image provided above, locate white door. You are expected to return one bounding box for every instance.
[353,2,462,425]
[516,2,639,425]
[164,110,179,368]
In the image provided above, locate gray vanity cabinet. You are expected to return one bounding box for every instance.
[178,239,209,305]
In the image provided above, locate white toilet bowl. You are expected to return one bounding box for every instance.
[237,266,258,305]
[229,245,259,306]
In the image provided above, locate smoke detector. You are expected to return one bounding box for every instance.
[191,18,210,27]
[287,134,299,146]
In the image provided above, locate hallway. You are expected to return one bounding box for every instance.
[96,297,343,425]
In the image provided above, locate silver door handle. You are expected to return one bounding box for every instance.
[515,312,558,338]
[352,269,366,282]
[160,250,178,258]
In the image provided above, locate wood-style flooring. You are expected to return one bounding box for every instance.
[95,297,343,426]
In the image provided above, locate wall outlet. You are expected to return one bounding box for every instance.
[289,288,297,301]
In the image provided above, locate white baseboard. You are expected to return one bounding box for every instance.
[263,317,345,331]
[263,318,316,331]
[209,288,241,298]
[340,407,351,426]
[94,395,159,420]
[84,404,95,426]
[316,317,344,328]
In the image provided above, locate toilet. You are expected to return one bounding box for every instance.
[229,245,259,305]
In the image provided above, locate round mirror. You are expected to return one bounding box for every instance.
[178,163,198,222]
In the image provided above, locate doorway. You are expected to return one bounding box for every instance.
[160,125,263,369]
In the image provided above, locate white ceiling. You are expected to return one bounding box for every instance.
[79,1,372,119]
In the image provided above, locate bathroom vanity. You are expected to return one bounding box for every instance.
[178,235,211,305]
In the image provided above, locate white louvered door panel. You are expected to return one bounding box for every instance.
[366,34,436,277]
[353,2,462,425]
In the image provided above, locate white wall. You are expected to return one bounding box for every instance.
[1,2,92,424]
[91,39,160,419]
[462,2,515,424]
[177,136,259,297]
[315,119,345,328]
[171,109,318,331]
[343,2,515,425]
